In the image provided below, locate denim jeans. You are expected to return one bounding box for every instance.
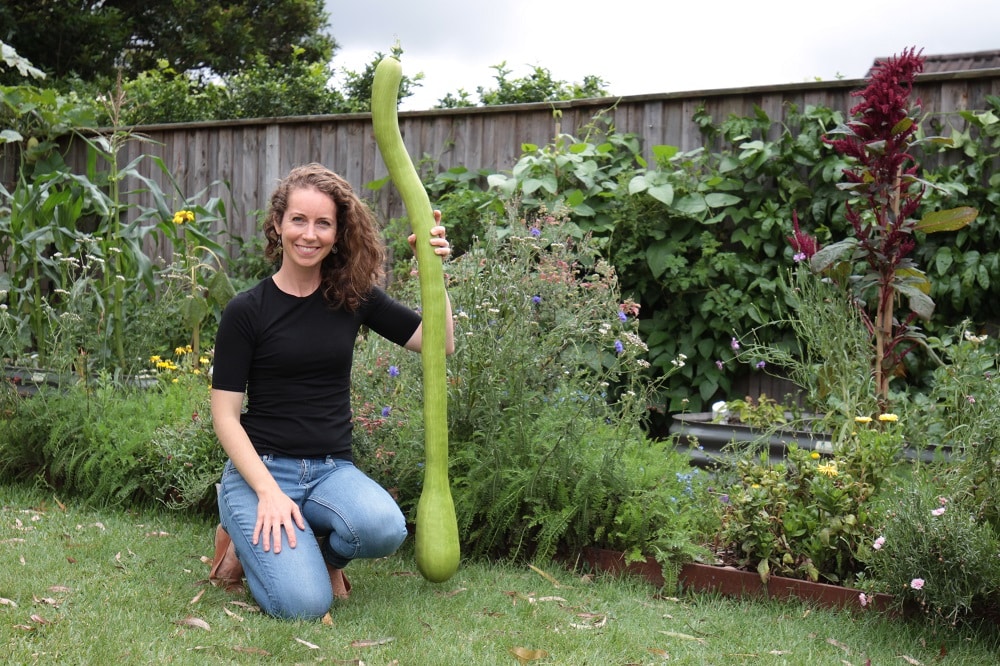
[217,455,408,620]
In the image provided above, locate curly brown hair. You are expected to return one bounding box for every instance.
[263,163,386,311]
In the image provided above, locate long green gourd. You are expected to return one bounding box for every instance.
[371,54,460,583]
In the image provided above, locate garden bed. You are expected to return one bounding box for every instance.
[581,547,894,613]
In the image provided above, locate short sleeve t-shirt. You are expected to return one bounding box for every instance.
[211,277,421,459]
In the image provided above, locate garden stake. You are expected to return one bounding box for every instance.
[372,54,460,583]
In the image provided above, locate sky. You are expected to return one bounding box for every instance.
[323,0,1000,111]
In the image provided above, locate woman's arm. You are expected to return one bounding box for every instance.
[404,220,455,354]
[211,388,305,552]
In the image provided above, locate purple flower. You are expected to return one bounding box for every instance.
[381,406,392,417]
[614,340,624,355]
[755,360,766,369]
[530,227,541,238]
[730,337,740,351]
[532,295,542,304]
[910,578,925,590]
[618,311,628,322]
[388,365,400,378]
[719,494,730,504]
[715,359,724,371]
[858,592,868,607]
[793,251,807,263]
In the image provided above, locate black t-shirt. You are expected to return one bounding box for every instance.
[211,277,422,459]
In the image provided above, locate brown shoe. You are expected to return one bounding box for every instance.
[209,524,245,593]
[328,565,351,600]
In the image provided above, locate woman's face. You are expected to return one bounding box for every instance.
[275,186,338,271]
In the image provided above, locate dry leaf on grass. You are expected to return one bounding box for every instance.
[350,637,395,648]
[438,587,467,598]
[294,637,320,649]
[48,586,71,593]
[510,646,549,663]
[826,637,851,653]
[659,630,706,645]
[233,646,271,656]
[528,564,563,587]
[175,616,211,631]
[0,597,18,607]
[29,614,51,625]
[899,656,923,665]
[569,613,608,630]
[189,589,205,605]
[321,611,333,626]
[33,596,59,607]
[223,606,244,622]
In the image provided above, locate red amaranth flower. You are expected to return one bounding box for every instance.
[786,210,819,258]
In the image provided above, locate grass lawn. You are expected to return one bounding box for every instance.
[2,481,998,665]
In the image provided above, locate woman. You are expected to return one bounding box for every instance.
[208,163,454,620]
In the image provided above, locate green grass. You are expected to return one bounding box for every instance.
[1,481,998,665]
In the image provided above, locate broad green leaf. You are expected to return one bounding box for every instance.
[934,247,954,275]
[896,267,931,295]
[809,238,857,272]
[896,283,935,319]
[651,144,679,161]
[645,239,675,279]
[647,183,674,206]
[705,192,740,208]
[627,174,648,195]
[674,194,706,216]
[915,206,978,233]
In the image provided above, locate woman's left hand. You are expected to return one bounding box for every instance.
[408,210,451,259]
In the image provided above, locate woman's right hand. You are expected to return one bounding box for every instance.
[253,488,305,554]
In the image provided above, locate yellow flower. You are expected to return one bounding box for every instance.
[149,355,162,363]
[810,451,820,459]
[751,484,761,489]
[175,346,189,355]
[854,416,872,424]
[817,462,839,477]
[878,413,899,423]
[172,209,194,225]
[199,356,210,365]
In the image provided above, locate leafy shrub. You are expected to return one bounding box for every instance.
[861,481,1000,625]
[352,206,716,568]
[716,429,905,585]
[0,367,214,509]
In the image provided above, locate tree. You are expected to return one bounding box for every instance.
[338,47,424,113]
[437,62,609,108]
[0,0,336,83]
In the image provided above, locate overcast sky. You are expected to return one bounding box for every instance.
[323,0,1000,110]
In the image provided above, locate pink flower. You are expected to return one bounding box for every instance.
[931,507,946,516]
[872,536,885,550]
[910,578,925,590]
[938,496,949,506]
[858,592,869,607]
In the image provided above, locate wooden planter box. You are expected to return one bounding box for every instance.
[581,547,894,612]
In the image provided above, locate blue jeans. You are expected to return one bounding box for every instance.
[217,455,408,620]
